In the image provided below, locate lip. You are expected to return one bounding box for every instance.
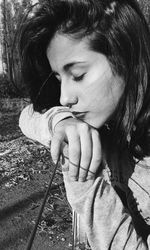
[72,111,87,119]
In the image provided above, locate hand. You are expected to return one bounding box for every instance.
[50,118,102,182]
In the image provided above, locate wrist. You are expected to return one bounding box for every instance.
[48,109,75,135]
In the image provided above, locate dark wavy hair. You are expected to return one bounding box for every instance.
[19,0,150,159]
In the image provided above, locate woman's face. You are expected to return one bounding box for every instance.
[47,33,124,129]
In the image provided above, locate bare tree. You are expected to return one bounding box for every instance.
[0,0,32,96]
[138,0,150,26]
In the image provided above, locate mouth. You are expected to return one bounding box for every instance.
[72,111,87,119]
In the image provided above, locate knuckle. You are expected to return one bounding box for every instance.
[66,124,76,134]
[92,128,100,138]
[78,122,89,132]
[93,155,102,164]
[53,130,63,140]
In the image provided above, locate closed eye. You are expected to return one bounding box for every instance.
[73,73,86,82]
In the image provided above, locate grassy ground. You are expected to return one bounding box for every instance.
[0,99,72,250]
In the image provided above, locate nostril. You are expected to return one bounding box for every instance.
[67,104,72,108]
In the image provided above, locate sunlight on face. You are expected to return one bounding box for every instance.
[46,33,124,128]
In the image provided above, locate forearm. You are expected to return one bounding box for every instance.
[63,173,149,249]
[85,178,148,250]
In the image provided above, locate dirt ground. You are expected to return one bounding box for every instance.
[0,100,73,250]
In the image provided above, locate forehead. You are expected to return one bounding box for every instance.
[46,34,95,70]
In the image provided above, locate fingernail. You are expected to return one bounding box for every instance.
[86,175,94,180]
[70,176,78,182]
[78,177,86,182]
[52,158,57,164]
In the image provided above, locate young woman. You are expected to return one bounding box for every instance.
[19,0,150,249]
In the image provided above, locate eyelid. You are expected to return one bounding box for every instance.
[73,73,86,81]
[53,71,86,82]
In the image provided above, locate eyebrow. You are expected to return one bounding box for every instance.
[52,61,86,75]
[64,61,86,72]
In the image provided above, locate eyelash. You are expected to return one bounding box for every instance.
[55,73,86,83]
[73,73,85,82]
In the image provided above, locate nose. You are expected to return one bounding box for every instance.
[60,79,78,107]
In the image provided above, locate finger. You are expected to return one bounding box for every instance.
[87,129,102,180]
[51,131,65,164]
[66,126,81,181]
[78,123,92,182]
[60,144,69,172]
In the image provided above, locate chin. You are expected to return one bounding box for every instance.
[83,118,103,129]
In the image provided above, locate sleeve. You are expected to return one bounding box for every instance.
[63,171,149,250]
[19,104,74,147]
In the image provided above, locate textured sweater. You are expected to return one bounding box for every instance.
[19,105,150,249]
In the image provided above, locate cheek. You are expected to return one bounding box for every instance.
[82,75,112,107]
[82,75,124,112]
